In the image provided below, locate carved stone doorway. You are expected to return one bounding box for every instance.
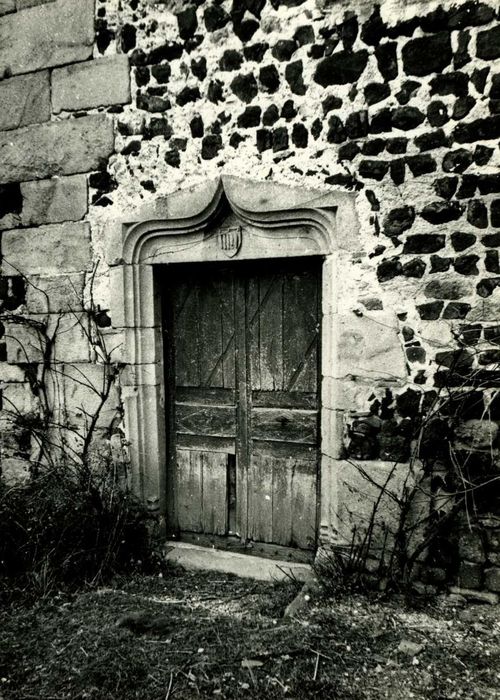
[115,176,358,554]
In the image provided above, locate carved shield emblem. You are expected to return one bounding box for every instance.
[218,225,242,258]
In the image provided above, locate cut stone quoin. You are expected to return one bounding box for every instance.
[51,55,131,113]
[0,71,50,131]
[0,0,94,76]
[0,115,114,184]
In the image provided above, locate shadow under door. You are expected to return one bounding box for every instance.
[162,257,321,562]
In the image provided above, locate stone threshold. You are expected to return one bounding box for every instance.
[164,541,314,582]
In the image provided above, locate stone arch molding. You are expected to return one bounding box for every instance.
[113,175,359,547]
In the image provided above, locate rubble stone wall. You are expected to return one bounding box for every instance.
[1,0,500,598]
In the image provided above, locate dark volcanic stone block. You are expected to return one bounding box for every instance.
[281,100,297,120]
[481,233,500,248]
[346,111,368,139]
[359,159,389,180]
[443,302,471,319]
[219,49,243,71]
[137,93,170,112]
[471,67,490,93]
[271,40,297,62]
[292,122,308,148]
[207,80,224,104]
[402,33,452,76]
[430,72,469,97]
[121,24,137,53]
[176,86,200,106]
[454,31,471,69]
[147,42,183,64]
[406,154,436,177]
[326,115,346,143]
[204,4,230,32]
[485,250,500,274]
[383,206,415,237]
[454,115,500,143]
[391,106,425,131]
[230,73,258,103]
[421,201,463,224]
[417,301,444,320]
[364,82,390,106]
[362,139,385,156]
[375,42,398,81]
[190,114,204,138]
[176,6,198,40]
[414,130,449,152]
[434,176,458,200]
[272,126,289,152]
[285,60,306,95]
[443,148,473,173]
[491,199,500,228]
[135,66,150,87]
[447,2,495,29]
[164,148,180,168]
[256,128,272,152]
[322,95,343,114]
[314,50,369,86]
[262,104,279,126]
[454,254,479,275]
[467,199,488,228]
[396,80,420,105]
[201,134,222,160]
[476,26,500,60]
[478,174,500,194]
[477,277,500,298]
[191,57,207,80]
[427,101,449,128]
[390,159,406,185]
[370,108,393,134]
[234,18,259,42]
[403,259,426,278]
[151,64,170,83]
[243,43,269,62]
[430,255,452,273]
[386,138,407,154]
[451,231,476,252]
[294,25,314,46]
[361,5,387,46]
[453,96,475,120]
[403,234,445,254]
[229,133,246,149]
[457,174,478,198]
[237,106,261,128]
[340,15,358,51]
[377,257,402,282]
[259,65,280,93]
[338,142,360,160]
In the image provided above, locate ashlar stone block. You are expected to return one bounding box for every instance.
[63,362,121,429]
[52,55,131,114]
[0,71,50,131]
[0,0,94,77]
[333,311,407,382]
[2,222,92,275]
[0,0,15,16]
[0,115,114,185]
[20,175,88,226]
[25,273,85,314]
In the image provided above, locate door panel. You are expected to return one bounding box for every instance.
[163,258,321,557]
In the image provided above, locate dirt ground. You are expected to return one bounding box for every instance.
[1,566,499,699]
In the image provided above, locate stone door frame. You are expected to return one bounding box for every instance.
[114,175,358,544]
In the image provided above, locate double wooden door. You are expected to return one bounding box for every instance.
[162,257,321,561]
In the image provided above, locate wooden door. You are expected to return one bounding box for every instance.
[162,258,321,561]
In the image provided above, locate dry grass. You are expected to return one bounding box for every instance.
[1,567,499,699]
